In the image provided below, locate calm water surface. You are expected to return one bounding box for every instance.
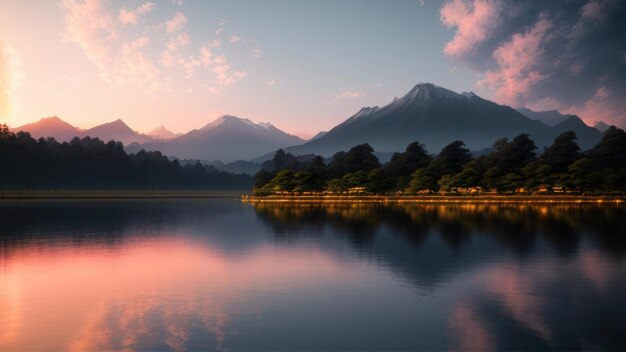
[0,199,625,351]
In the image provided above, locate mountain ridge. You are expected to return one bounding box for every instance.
[282,83,558,157]
[12,117,155,145]
[148,125,181,140]
[128,115,305,162]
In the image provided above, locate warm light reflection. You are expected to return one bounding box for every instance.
[0,237,345,351]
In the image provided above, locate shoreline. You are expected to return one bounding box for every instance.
[0,190,245,200]
[1,190,624,203]
[242,195,626,204]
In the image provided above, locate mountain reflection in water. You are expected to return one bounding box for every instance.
[0,199,625,351]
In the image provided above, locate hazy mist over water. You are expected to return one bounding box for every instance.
[1,199,625,351]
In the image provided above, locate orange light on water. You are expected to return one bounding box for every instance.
[0,237,345,351]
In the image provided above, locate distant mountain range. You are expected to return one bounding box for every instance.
[147,125,182,140]
[281,83,604,157]
[81,119,154,145]
[594,121,610,132]
[127,115,305,162]
[11,82,609,164]
[11,115,304,163]
[11,116,80,142]
[12,117,155,145]
[515,108,570,127]
[515,108,604,150]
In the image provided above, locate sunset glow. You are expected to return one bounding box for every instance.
[1,0,623,136]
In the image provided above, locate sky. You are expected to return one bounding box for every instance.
[0,0,624,138]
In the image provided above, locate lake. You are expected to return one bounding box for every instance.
[1,198,625,351]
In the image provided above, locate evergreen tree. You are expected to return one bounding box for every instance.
[328,144,380,178]
[385,142,432,177]
[541,131,583,173]
[428,140,472,178]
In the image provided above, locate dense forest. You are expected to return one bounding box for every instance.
[254,127,626,195]
[0,125,252,189]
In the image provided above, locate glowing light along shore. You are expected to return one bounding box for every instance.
[241,195,625,204]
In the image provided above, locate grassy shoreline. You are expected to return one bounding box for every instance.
[242,194,625,204]
[0,189,245,199]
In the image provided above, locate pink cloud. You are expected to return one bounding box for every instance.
[582,0,608,20]
[160,50,175,68]
[60,1,253,91]
[213,55,226,65]
[137,2,155,14]
[208,39,222,48]
[229,35,241,43]
[200,45,213,67]
[166,32,191,50]
[165,12,187,33]
[564,85,624,127]
[61,0,165,90]
[476,13,552,106]
[0,41,24,123]
[234,70,247,79]
[118,8,137,25]
[212,64,233,85]
[440,0,503,58]
[118,2,155,25]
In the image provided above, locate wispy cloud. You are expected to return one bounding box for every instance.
[59,0,255,92]
[166,32,191,50]
[252,48,262,58]
[440,0,503,58]
[440,0,626,127]
[119,2,155,25]
[60,0,165,90]
[215,20,225,35]
[336,90,366,99]
[476,12,552,106]
[0,41,24,122]
[266,79,277,86]
[165,11,187,33]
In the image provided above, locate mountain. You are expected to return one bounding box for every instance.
[12,116,155,145]
[147,125,181,140]
[11,116,80,142]
[81,119,154,145]
[516,108,569,127]
[309,131,327,141]
[594,121,610,132]
[129,115,305,162]
[283,83,556,157]
[552,115,602,150]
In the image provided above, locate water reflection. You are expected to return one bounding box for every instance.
[253,203,626,350]
[253,203,626,257]
[0,200,625,351]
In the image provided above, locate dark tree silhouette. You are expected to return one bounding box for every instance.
[541,131,584,173]
[428,140,473,178]
[251,128,626,195]
[0,126,252,189]
[328,144,380,178]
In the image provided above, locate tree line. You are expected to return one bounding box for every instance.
[253,127,626,195]
[0,125,252,189]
